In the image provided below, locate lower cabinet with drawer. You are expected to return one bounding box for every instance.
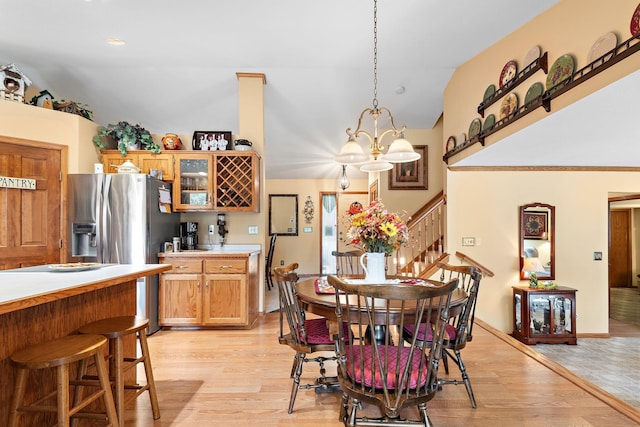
[158,252,259,328]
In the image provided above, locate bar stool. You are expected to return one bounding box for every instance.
[8,333,119,427]
[77,315,160,426]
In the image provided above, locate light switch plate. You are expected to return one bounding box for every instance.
[462,237,476,246]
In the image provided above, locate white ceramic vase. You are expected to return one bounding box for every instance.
[359,252,386,283]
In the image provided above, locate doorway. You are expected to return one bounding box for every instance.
[319,191,368,275]
[609,208,631,288]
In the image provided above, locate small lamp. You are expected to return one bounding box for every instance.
[338,165,350,191]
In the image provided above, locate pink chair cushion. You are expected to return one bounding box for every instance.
[303,318,349,345]
[403,323,457,342]
[345,345,428,390]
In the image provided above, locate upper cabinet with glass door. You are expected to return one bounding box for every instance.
[174,151,261,212]
[174,153,213,211]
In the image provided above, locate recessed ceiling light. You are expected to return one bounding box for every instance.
[106,38,126,46]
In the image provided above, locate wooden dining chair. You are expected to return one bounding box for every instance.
[402,263,483,408]
[273,264,342,413]
[331,250,364,276]
[328,274,459,426]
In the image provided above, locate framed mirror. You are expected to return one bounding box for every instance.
[269,194,298,236]
[519,202,555,280]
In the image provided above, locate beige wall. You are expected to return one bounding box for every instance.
[377,118,444,214]
[266,178,368,274]
[443,0,640,333]
[0,99,100,172]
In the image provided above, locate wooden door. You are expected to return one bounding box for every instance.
[204,274,246,325]
[0,142,61,269]
[609,209,632,287]
[159,274,202,325]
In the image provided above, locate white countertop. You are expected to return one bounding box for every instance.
[160,244,261,256]
[0,264,170,313]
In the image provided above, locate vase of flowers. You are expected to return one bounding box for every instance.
[345,200,409,283]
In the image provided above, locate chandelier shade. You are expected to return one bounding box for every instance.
[359,158,393,173]
[335,138,369,164]
[383,135,421,163]
[335,0,420,173]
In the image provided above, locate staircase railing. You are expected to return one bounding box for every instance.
[393,191,447,277]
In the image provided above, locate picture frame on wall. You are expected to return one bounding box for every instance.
[191,131,232,151]
[388,145,428,190]
[523,211,548,239]
[369,179,379,203]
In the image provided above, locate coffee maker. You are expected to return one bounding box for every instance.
[180,222,198,250]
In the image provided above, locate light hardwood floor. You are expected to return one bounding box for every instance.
[121,313,640,426]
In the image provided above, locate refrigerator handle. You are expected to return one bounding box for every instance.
[101,176,112,263]
[95,176,104,263]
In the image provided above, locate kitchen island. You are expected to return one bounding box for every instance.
[0,263,171,426]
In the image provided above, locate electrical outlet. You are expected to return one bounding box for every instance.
[208,224,215,234]
[280,260,284,266]
[248,225,258,235]
[594,251,602,261]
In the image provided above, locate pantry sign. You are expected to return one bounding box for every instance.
[0,176,36,190]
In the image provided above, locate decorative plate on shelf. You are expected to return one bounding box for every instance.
[468,118,482,139]
[482,84,496,103]
[524,45,541,67]
[631,2,640,38]
[587,32,617,63]
[499,93,519,119]
[546,54,575,90]
[499,60,518,88]
[446,136,456,152]
[482,114,496,132]
[524,82,544,105]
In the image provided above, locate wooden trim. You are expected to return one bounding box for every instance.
[477,319,640,424]
[455,251,495,277]
[236,72,267,84]
[578,333,611,338]
[609,194,640,202]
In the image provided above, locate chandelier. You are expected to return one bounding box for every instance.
[335,0,420,173]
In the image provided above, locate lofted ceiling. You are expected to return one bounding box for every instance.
[0,0,559,179]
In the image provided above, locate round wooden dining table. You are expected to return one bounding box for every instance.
[296,275,469,322]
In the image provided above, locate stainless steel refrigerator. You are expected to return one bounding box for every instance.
[67,174,179,334]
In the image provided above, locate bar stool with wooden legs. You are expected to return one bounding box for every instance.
[8,334,119,427]
[77,315,160,426]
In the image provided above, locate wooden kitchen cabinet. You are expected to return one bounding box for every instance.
[158,252,259,328]
[512,285,577,345]
[100,150,175,180]
[173,151,260,212]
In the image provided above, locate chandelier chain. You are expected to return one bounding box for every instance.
[372,0,378,109]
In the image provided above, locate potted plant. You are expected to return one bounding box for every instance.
[92,121,161,156]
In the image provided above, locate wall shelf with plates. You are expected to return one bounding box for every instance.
[477,51,548,117]
[444,35,640,164]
